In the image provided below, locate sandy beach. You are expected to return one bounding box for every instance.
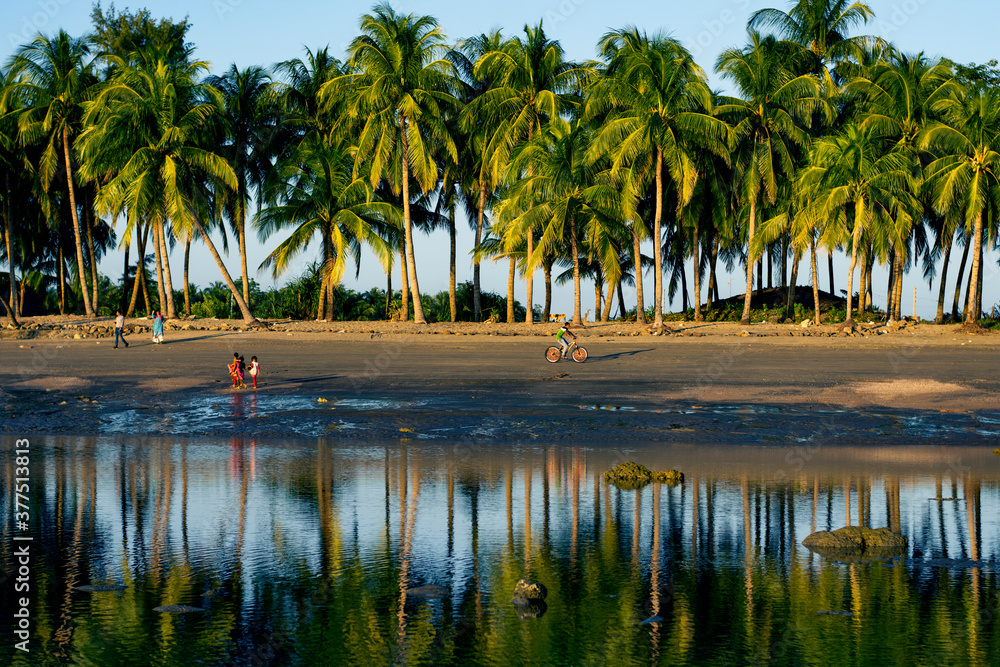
[2,315,998,444]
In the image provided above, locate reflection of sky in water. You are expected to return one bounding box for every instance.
[4,436,999,664]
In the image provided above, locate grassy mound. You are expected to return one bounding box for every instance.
[604,461,684,489]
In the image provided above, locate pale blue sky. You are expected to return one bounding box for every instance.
[2,1,997,317]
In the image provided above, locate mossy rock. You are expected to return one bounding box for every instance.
[604,461,684,489]
[803,526,906,560]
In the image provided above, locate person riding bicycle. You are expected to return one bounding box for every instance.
[555,321,576,358]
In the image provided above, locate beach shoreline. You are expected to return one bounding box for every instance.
[2,316,998,444]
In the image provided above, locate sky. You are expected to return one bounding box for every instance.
[2,0,998,319]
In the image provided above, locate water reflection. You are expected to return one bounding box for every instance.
[1,438,998,665]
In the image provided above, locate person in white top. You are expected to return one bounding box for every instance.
[249,356,260,388]
[114,311,129,349]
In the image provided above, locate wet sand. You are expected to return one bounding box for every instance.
[2,317,998,444]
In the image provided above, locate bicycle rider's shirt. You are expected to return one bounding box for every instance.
[556,326,569,340]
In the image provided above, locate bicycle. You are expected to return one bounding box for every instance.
[545,340,588,363]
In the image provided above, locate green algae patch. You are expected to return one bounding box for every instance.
[604,462,683,489]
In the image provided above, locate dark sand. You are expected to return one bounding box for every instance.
[2,317,998,444]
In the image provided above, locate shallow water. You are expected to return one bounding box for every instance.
[1,436,998,665]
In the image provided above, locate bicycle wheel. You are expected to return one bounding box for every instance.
[545,346,562,363]
[571,345,588,363]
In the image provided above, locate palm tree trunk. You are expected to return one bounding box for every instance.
[601,276,616,322]
[62,126,93,315]
[633,221,646,324]
[707,234,718,312]
[785,249,800,320]
[3,170,17,323]
[893,252,905,320]
[595,278,602,321]
[740,198,757,324]
[692,223,702,322]
[449,208,456,322]
[766,249,772,289]
[811,235,821,325]
[57,244,65,314]
[188,212,258,325]
[543,259,552,322]
[952,236,969,321]
[84,193,99,312]
[617,279,627,320]
[385,271,392,319]
[237,190,250,307]
[183,236,191,317]
[845,203,863,326]
[681,263,689,312]
[858,249,868,317]
[399,246,409,321]
[158,218,177,319]
[525,230,533,324]
[570,213,582,325]
[827,251,835,296]
[653,148,664,328]
[474,182,486,322]
[120,234,130,314]
[399,116,426,324]
[935,232,953,323]
[506,257,516,323]
[151,216,167,313]
[886,250,895,317]
[127,224,147,317]
[965,210,985,324]
[316,277,327,320]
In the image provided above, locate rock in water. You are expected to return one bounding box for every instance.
[802,526,906,560]
[153,605,205,613]
[76,584,128,593]
[512,578,547,601]
[406,585,448,599]
[604,461,684,489]
[510,597,547,620]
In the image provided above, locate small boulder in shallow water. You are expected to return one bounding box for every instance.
[603,462,683,489]
[803,526,906,560]
[76,584,128,593]
[153,605,205,613]
[512,578,547,601]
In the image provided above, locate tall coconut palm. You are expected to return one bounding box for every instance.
[800,123,919,326]
[716,30,828,324]
[500,118,621,324]
[921,86,1000,324]
[77,45,259,325]
[588,27,729,328]
[207,64,279,309]
[472,23,590,324]
[255,134,392,319]
[748,0,881,85]
[453,30,504,322]
[0,68,23,324]
[7,30,95,315]
[325,2,459,324]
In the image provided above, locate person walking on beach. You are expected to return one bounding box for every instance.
[152,310,164,344]
[228,352,242,388]
[248,355,260,389]
[114,311,129,349]
[555,321,575,358]
[237,355,248,389]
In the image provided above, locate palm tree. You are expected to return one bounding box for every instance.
[748,0,881,85]
[453,30,504,322]
[921,86,1000,324]
[207,64,279,310]
[716,30,827,324]
[77,44,259,325]
[7,30,95,315]
[255,134,393,319]
[500,118,620,324]
[588,27,729,328]
[325,2,459,325]
[800,123,919,326]
[472,23,590,324]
